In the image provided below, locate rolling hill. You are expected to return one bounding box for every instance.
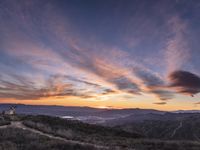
[2,114,200,150]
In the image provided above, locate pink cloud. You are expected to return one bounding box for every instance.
[164,16,190,73]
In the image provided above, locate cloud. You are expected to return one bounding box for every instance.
[135,69,173,100]
[0,74,115,100]
[194,102,200,105]
[153,102,167,105]
[150,90,173,100]
[109,76,140,94]
[62,46,142,95]
[0,74,72,100]
[168,70,200,96]
[164,16,190,73]
[101,89,116,95]
[0,2,142,99]
[135,69,164,88]
[0,0,199,104]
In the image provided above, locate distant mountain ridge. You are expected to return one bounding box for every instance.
[0,103,103,117]
[1,103,200,116]
[0,103,166,116]
[173,110,200,113]
[1,103,200,125]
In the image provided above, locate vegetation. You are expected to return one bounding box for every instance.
[22,115,142,148]
[119,114,200,141]
[1,114,200,149]
[0,116,10,126]
[22,115,200,150]
[0,128,99,150]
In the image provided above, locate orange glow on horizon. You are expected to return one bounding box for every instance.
[0,94,200,111]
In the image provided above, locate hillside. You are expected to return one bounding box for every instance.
[1,114,200,150]
[0,128,98,150]
[118,113,200,141]
[2,104,200,149]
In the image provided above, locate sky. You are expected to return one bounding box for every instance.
[0,0,200,110]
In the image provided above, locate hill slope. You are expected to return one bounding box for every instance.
[117,113,200,141]
[1,114,200,150]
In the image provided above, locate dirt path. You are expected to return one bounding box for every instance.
[0,121,108,149]
[171,121,183,138]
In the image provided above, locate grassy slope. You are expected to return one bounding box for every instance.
[119,115,200,141]
[22,115,200,150]
[0,128,98,150]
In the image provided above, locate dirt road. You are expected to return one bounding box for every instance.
[171,121,183,138]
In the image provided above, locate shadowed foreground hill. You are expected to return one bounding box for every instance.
[22,115,142,146]
[1,115,200,150]
[21,115,200,150]
[113,113,200,141]
[0,128,97,150]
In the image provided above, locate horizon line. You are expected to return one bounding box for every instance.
[1,102,200,112]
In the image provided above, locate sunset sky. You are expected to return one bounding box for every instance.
[0,0,200,110]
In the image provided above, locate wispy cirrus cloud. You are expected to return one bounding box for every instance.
[164,16,190,73]
[0,0,200,108]
[0,73,117,100]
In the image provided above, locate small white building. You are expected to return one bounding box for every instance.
[5,106,16,115]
